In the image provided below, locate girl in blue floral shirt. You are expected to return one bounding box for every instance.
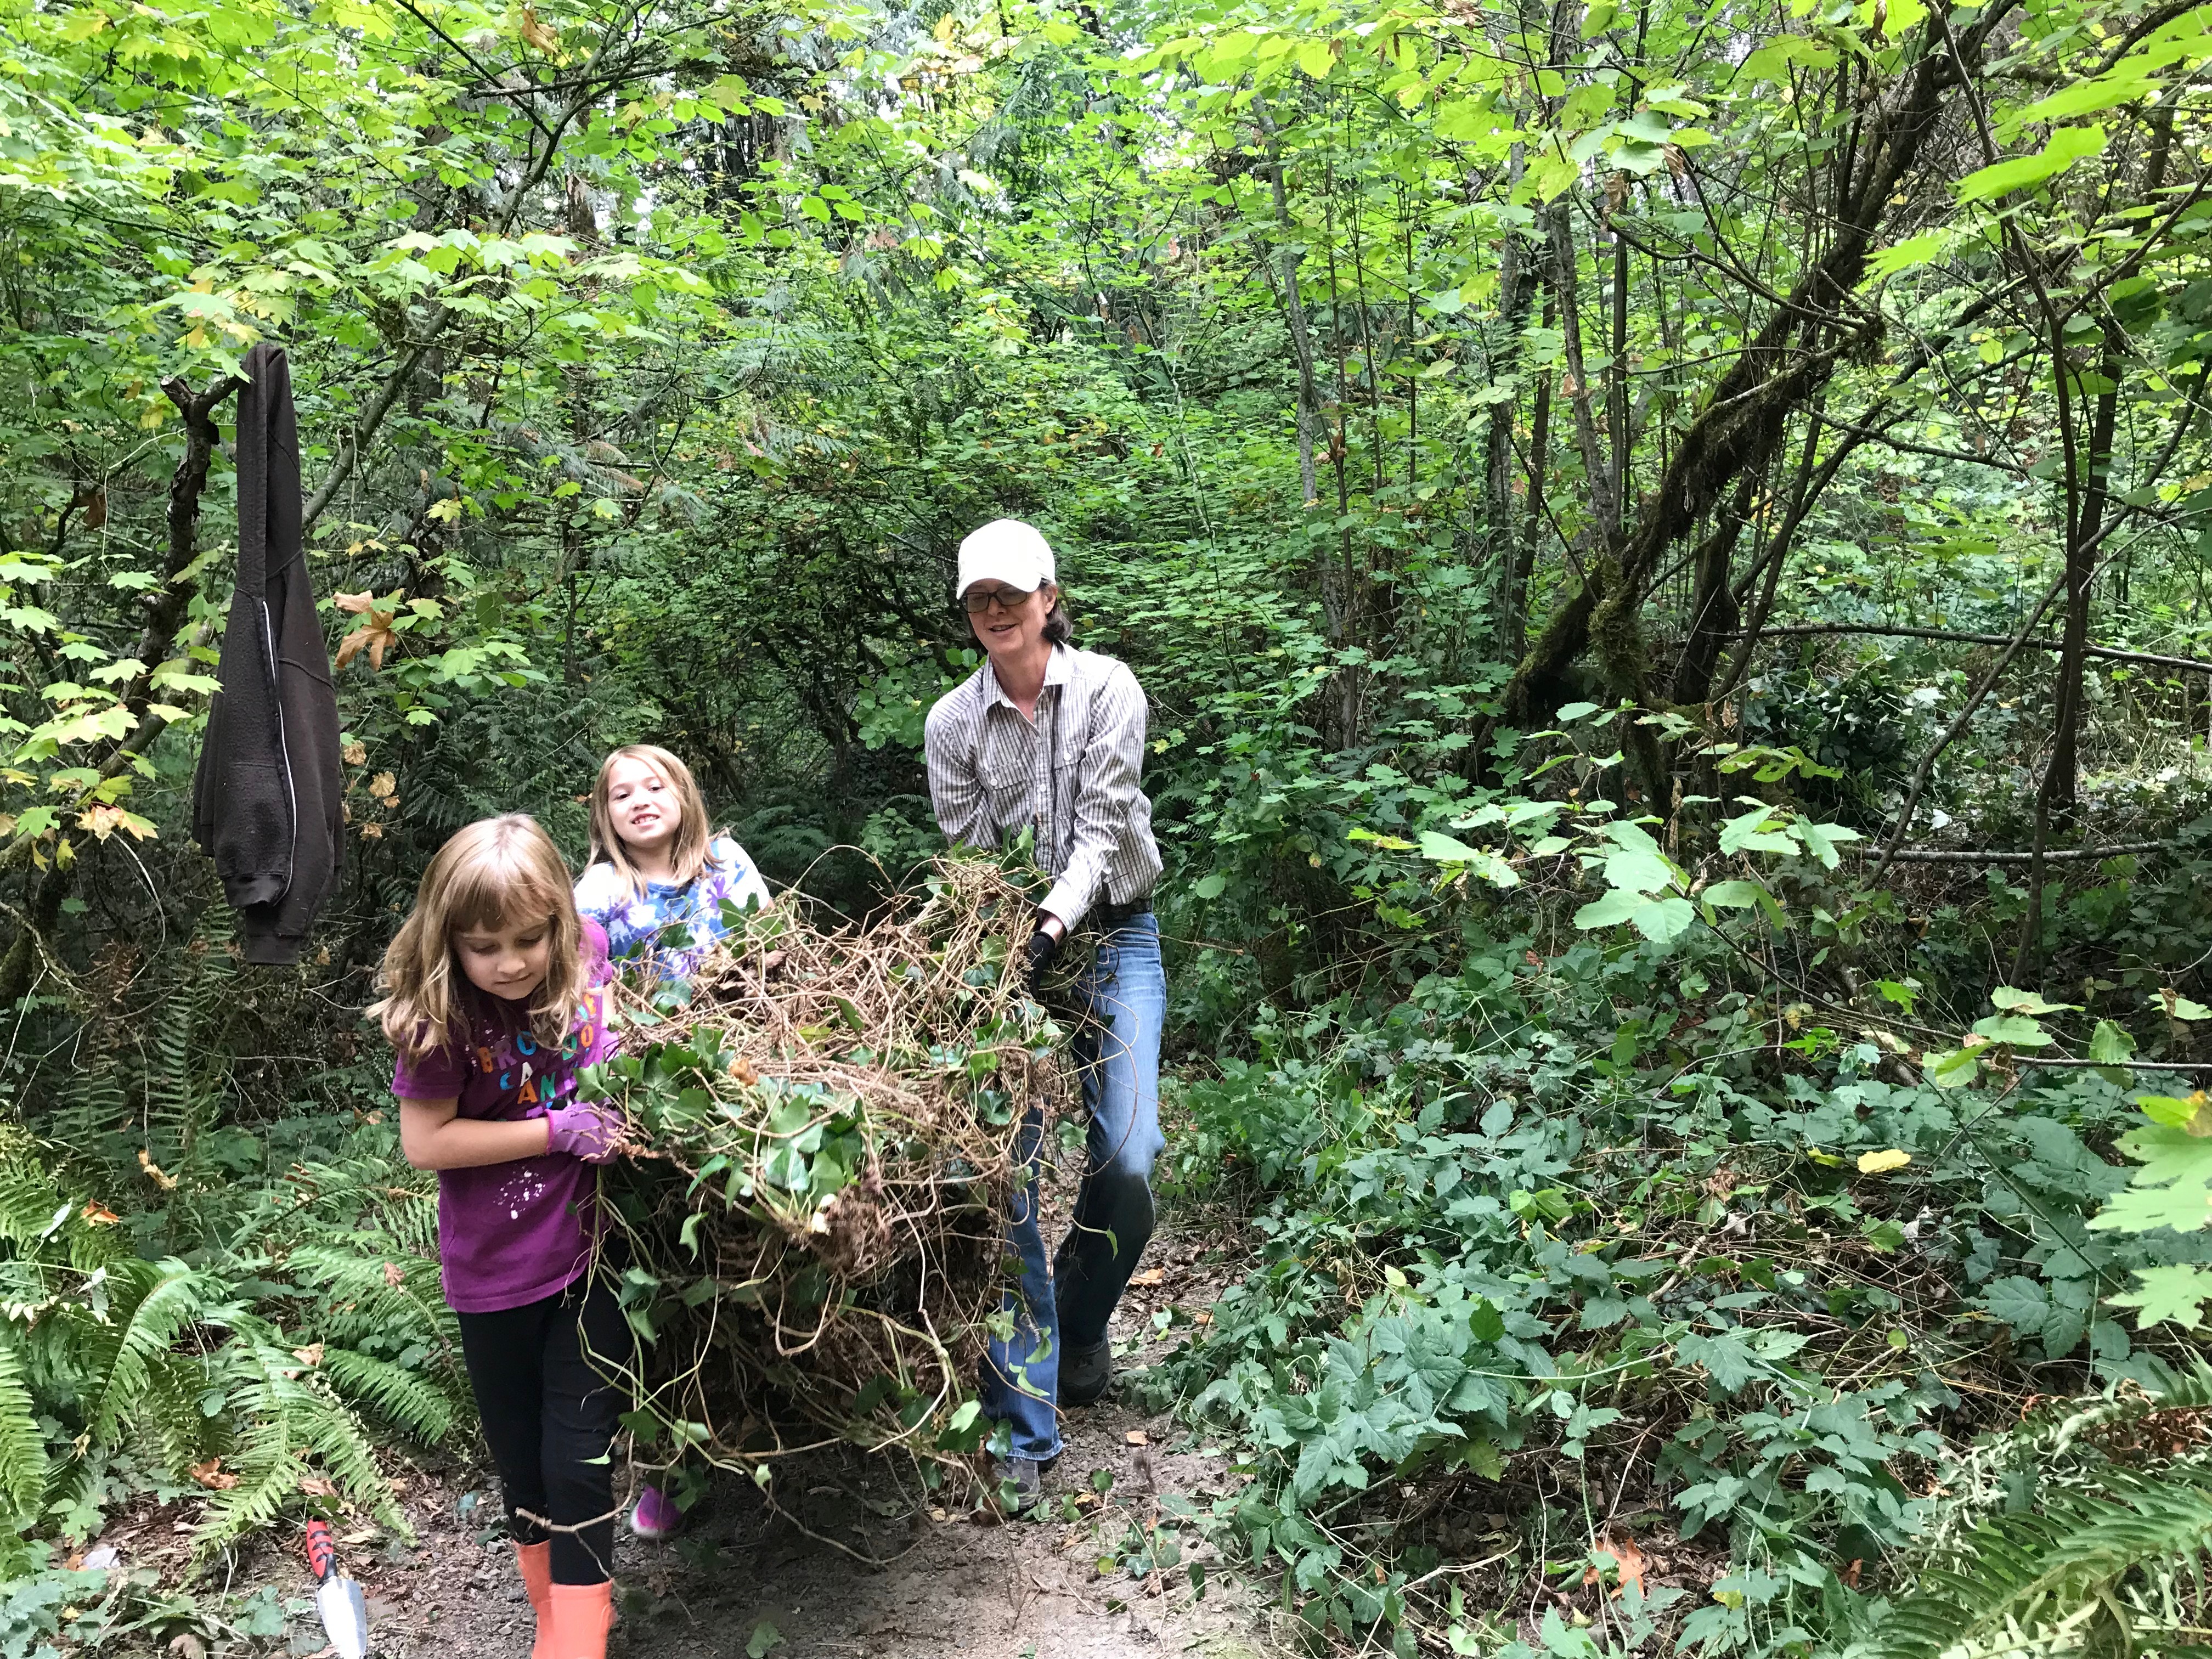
[572,743,770,1540]
[574,744,771,984]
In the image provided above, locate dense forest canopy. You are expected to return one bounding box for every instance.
[12,0,2212,1652]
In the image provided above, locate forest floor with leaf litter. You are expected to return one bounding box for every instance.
[80,1204,1284,1659]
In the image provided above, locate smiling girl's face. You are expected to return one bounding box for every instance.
[605,755,681,859]
[453,913,554,1003]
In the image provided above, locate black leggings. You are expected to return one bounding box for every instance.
[456,1275,628,1585]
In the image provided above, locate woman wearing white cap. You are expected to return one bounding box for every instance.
[923,517,1165,1515]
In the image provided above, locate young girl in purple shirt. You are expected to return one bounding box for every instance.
[374,815,625,1659]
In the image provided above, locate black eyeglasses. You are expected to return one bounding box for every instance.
[962,584,1040,614]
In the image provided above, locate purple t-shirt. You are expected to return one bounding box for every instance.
[391,921,616,1314]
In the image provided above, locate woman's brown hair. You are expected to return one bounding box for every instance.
[371,815,585,1065]
[586,743,716,902]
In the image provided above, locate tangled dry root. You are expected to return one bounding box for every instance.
[590,855,1075,1498]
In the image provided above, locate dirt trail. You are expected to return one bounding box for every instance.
[244,1222,1281,1659]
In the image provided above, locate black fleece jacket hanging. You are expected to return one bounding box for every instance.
[191,342,345,965]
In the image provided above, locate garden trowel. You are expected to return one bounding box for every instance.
[304,1519,370,1659]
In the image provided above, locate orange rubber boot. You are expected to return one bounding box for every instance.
[514,1542,554,1659]
[548,1581,615,1659]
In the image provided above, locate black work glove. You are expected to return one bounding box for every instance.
[1022,927,1060,994]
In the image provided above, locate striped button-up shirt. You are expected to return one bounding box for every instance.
[924,644,1162,930]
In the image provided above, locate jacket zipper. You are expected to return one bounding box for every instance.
[261,597,298,902]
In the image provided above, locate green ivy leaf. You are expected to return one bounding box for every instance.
[1418,831,1482,864]
[1635,896,1694,941]
[1971,1013,2053,1048]
[1718,805,1798,857]
[1574,889,1690,940]
[2089,1124,2212,1233]
[2088,1019,2136,1064]
[1956,125,2107,204]
[1991,985,2078,1015]
[1867,229,1957,281]
[1793,819,1860,870]
[1677,1332,1757,1393]
[1982,1274,2051,1334]
[1739,34,1838,82]
[2108,1264,2212,1331]
[1700,878,1787,930]
[2136,1093,2212,1134]
[1596,820,1677,893]
[1924,1046,1982,1090]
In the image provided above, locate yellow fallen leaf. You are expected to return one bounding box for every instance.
[334,592,400,671]
[189,1458,239,1491]
[518,3,557,50]
[1858,1149,1912,1174]
[1585,1533,1647,1598]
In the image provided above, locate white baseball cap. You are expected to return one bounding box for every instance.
[957,518,1057,597]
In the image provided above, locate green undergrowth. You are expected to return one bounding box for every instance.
[1132,928,2212,1658]
[0,1087,473,1587]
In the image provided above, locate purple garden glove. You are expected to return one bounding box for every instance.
[545,1099,623,1164]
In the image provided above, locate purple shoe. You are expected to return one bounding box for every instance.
[629,1484,685,1541]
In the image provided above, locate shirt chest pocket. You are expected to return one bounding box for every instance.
[982,749,1036,836]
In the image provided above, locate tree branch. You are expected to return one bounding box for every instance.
[302,19,652,532]
[1733,622,2212,677]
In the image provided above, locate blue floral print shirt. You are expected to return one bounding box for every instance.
[573,834,771,983]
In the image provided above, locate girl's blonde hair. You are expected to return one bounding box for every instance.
[586,743,716,901]
[373,815,585,1065]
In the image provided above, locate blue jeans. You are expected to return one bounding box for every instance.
[981,913,1166,1463]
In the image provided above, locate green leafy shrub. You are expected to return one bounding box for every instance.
[0,1122,468,1560]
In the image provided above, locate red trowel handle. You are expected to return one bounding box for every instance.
[304,1519,337,1584]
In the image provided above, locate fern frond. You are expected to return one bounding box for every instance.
[0,1334,49,1526]
[1856,1466,2212,1659]
[296,1381,408,1534]
[83,1260,213,1446]
[2035,1355,2212,1463]
[0,1131,68,1245]
[134,1352,217,1477]
[189,1407,298,1561]
[377,1189,440,1261]
[187,1330,411,1561]
[0,1127,129,1273]
[1914,1356,2212,1558]
[44,1061,130,1155]
[284,1240,454,1351]
[321,1348,455,1446]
